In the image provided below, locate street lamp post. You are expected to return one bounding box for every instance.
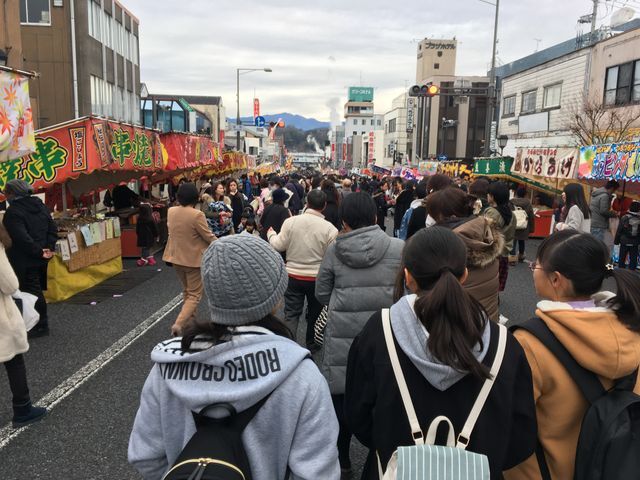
[236,67,272,151]
[480,0,500,157]
[498,134,508,156]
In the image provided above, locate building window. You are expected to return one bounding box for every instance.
[370,119,374,126]
[521,90,537,114]
[377,119,382,126]
[353,119,358,125]
[388,118,397,133]
[543,83,562,109]
[20,0,51,25]
[353,131,357,136]
[502,95,516,117]
[437,51,443,57]
[361,119,366,125]
[605,60,640,106]
[434,63,440,70]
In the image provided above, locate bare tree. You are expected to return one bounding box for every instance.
[567,94,640,146]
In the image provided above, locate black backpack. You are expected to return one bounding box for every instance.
[162,395,271,480]
[515,318,640,480]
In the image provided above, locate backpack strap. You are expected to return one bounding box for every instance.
[456,322,507,450]
[382,308,424,445]
[515,317,605,403]
[194,392,273,433]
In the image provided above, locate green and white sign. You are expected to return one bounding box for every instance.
[473,157,513,176]
[348,86,374,102]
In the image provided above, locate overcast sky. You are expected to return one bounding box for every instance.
[126,0,632,122]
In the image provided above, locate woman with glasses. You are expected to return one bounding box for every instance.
[505,230,640,480]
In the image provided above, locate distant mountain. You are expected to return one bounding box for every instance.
[228,112,330,131]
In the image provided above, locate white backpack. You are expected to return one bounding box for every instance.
[513,206,528,230]
[378,309,507,480]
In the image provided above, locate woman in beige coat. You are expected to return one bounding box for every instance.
[0,222,47,427]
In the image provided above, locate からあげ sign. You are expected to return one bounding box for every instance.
[512,147,577,179]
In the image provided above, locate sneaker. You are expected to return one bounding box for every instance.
[12,405,47,428]
[147,256,156,266]
[136,258,148,267]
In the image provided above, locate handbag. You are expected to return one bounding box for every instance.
[12,290,40,332]
[313,306,329,346]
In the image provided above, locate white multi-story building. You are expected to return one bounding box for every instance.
[383,92,412,167]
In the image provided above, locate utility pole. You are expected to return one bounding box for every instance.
[590,0,598,43]
[483,0,500,157]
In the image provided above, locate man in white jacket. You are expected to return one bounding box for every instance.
[268,190,338,350]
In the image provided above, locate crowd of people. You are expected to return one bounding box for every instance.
[1,168,639,479]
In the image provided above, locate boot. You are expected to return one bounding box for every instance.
[136,257,148,267]
[12,401,47,428]
[508,254,518,266]
[518,253,526,263]
[147,256,156,266]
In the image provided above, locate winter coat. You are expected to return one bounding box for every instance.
[162,206,216,268]
[614,211,640,245]
[322,197,342,231]
[589,187,615,229]
[267,209,338,278]
[398,199,422,240]
[257,187,270,216]
[259,203,290,241]
[129,327,340,480]
[505,294,640,480]
[0,242,28,363]
[510,197,535,241]
[485,206,516,257]
[555,205,591,233]
[406,205,427,240]
[393,189,414,231]
[202,197,233,238]
[440,216,504,322]
[315,226,403,394]
[345,297,537,480]
[229,192,247,230]
[136,219,158,248]
[285,182,304,213]
[2,196,58,279]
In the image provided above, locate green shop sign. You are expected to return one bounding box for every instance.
[473,157,513,176]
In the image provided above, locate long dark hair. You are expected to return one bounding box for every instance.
[537,230,640,331]
[563,183,590,219]
[488,181,513,225]
[394,227,490,380]
[320,179,340,206]
[211,181,226,202]
[138,203,154,223]
[181,314,293,351]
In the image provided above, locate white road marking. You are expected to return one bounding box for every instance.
[0,294,183,450]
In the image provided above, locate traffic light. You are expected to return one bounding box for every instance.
[408,83,440,97]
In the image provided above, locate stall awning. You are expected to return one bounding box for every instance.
[578,142,640,195]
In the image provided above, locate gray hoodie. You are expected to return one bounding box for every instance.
[390,294,491,390]
[316,225,403,394]
[128,327,340,480]
[589,187,614,229]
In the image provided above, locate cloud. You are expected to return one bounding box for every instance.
[127,0,623,120]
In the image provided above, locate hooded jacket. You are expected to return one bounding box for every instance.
[505,294,640,480]
[315,225,403,394]
[345,297,537,479]
[2,195,58,277]
[128,327,340,480]
[440,216,504,322]
[589,187,615,229]
[485,207,516,257]
[614,211,640,245]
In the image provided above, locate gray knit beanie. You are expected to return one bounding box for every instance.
[4,179,34,197]
[201,234,288,326]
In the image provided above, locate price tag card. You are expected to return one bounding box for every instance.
[99,221,107,242]
[58,239,71,261]
[113,218,121,237]
[105,220,114,239]
[80,226,94,247]
[67,231,79,253]
[90,223,101,244]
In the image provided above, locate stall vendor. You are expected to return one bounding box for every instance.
[112,185,140,210]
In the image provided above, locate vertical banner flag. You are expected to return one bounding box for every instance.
[0,69,36,162]
[253,98,260,119]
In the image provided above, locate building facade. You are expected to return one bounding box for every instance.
[17,0,141,129]
[383,92,411,166]
[498,26,640,157]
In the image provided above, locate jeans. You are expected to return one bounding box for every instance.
[141,247,150,258]
[591,227,607,242]
[619,244,639,270]
[332,394,352,469]
[173,265,204,330]
[3,354,30,407]
[510,240,525,256]
[17,266,48,330]
[283,276,322,347]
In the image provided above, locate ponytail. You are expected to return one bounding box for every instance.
[608,268,640,332]
[401,227,491,381]
[414,270,490,380]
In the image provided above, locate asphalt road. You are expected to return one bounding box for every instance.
[0,222,564,480]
